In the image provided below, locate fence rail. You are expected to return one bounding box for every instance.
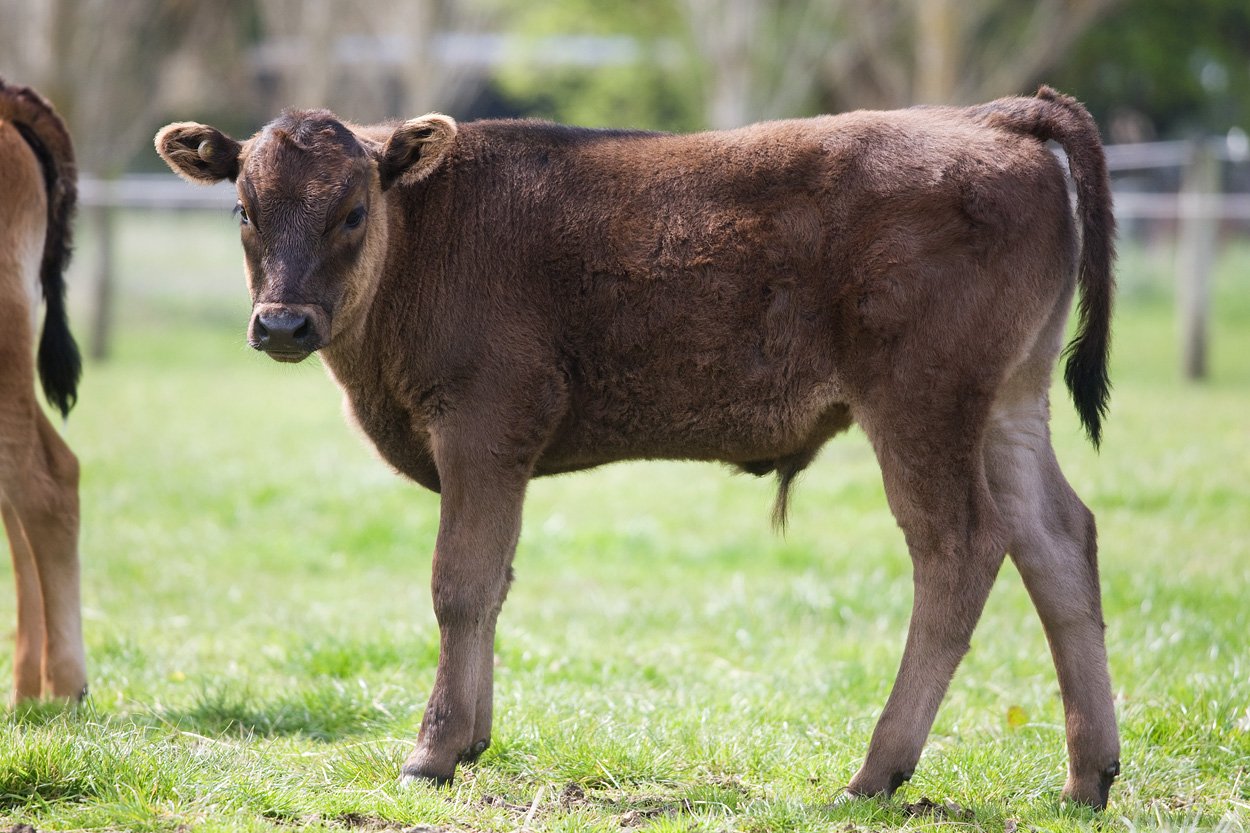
[1104,133,1249,171]
[80,175,235,210]
[1112,192,1250,220]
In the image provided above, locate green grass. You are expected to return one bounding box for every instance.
[2,211,1249,831]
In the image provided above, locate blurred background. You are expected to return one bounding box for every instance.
[0,0,1246,383]
[1,0,1248,375]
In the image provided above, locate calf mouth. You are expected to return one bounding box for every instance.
[262,349,313,363]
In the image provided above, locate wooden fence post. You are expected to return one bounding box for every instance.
[1176,140,1219,380]
[89,200,115,360]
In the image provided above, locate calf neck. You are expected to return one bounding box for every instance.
[156,86,1119,808]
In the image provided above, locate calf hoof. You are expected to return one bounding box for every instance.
[846,767,914,798]
[399,763,454,789]
[461,738,490,763]
[1062,760,1120,811]
[399,739,489,787]
[44,672,89,702]
[400,748,458,788]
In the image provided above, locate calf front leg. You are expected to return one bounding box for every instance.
[401,441,527,785]
[465,598,509,763]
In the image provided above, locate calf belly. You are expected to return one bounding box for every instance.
[536,362,853,472]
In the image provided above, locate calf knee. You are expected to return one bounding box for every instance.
[431,559,513,628]
[431,586,484,628]
[431,578,509,629]
[9,456,78,546]
[38,421,80,492]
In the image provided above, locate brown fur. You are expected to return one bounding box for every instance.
[156,86,1119,807]
[1,78,86,703]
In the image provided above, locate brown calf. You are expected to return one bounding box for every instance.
[0,78,86,702]
[156,86,1119,807]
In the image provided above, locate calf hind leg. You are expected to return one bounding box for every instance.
[28,410,86,699]
[3,499,46,701]
[1,406,85,701]
[847,405,1010,798]
[984,399,1119,808]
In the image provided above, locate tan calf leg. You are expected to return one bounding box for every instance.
[2,407,85,701]
[3,498,45,701]
[33,409,85,698]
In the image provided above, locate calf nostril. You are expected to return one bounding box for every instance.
[255,310,316,353]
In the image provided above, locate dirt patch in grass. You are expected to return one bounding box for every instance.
[336,813,399,830]
[479,793,531,814]
[901,797,976,821]
[556,782,695,827]
[616,800,695,828]
[320,813,448,832]
[558,782,587,808]
[477,782,698,828]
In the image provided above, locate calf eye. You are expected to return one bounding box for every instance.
[343,205,366,230]
[233,202,250,226]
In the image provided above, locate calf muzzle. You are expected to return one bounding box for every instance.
[249,304,324,362]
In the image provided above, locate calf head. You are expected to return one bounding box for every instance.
[155,110,457,362]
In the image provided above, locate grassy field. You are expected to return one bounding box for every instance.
[2,212,1248,832]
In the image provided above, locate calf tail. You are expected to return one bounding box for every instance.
[974,86,1116,448]
[1,78,81,418]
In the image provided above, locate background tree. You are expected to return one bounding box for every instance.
[679,0,840,129]
[495,0,1120,132]
[0,0,253,176]
[4,0,1245,168]
[493,0,702,131]
[821,0,1117,110]
[0,0,253,357]
[1052,0,1250,140]
[251,0,495,125]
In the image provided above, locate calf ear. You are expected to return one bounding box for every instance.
[377,114,457,191]
[154,122,242,184]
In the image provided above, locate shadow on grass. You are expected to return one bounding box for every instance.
[6,699,83,728]
[152,680,420,742]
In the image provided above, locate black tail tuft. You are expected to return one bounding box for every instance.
[38,289,82,419]
[1062,306,1111,449]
